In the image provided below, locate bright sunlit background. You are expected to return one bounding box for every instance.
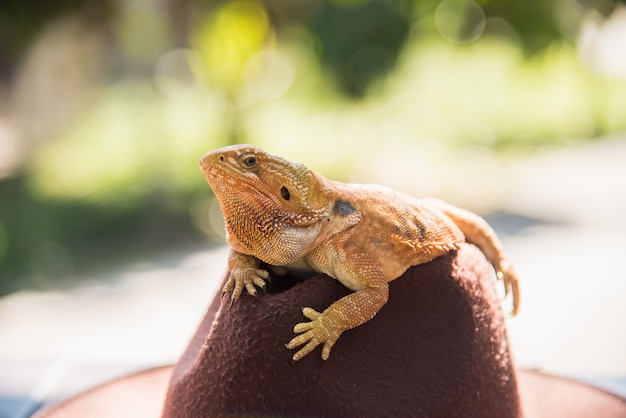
[1,0,626,404]
[1,0,626,290]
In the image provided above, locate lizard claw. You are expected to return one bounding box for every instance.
[286,307,341,361]
[221,267,270,307]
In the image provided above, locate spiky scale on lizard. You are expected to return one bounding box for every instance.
[200,144,520,362]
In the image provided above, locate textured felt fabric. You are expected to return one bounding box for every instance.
[163,243,522,417]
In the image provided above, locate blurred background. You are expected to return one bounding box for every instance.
[1,0,626,414]
[1,0,626,292]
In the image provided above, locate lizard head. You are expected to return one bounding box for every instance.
[200,145,330,229]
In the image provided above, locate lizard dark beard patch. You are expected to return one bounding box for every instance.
[333,199,357,217]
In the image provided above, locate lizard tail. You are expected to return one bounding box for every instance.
[497,260,521,317]
[427,199,521,316]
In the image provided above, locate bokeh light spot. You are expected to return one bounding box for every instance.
[193,0,271,91]
[436,0,486,44]
[241,49,295,105]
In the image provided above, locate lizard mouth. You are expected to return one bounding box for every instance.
[200,161,263,193]
[202,165,284,212]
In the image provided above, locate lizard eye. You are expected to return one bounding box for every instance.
[240,154,258,169]
[280,186,290,201]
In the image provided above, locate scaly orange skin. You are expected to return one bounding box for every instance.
[200,145,520,361]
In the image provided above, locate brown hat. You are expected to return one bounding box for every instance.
[34,244,626,417]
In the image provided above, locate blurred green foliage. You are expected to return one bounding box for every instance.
[306,0,412,96]
[29,85,222,205]
[0,175,203,293]
[0,0,625,293]
[193,0,271,94]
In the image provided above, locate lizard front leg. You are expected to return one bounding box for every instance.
[287,253,389,361]
[223,249,270,306]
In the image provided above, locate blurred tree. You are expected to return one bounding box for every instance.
[261,0,624,97]
[1,0,623,89]
[304,0,412,97]
[0,0,114,83]
[480,0,562,53]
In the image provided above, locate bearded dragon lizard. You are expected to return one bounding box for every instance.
[200,145,520,362]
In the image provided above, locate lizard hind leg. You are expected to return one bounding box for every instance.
[426,199,521,316]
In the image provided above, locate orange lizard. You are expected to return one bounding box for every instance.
[200,144,520,361]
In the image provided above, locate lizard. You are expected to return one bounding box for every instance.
[199,144,520,362]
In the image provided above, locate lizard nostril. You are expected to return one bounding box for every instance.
[219,155,225,162]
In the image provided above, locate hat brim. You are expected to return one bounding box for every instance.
[34,366,626,418]
[33,366,172,418]
[34,245,626,417]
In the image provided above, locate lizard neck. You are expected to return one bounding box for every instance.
[220,185,329,265]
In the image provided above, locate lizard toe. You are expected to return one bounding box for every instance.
[293,321,314,333]
[286,331,314,351]
[252,275,267,290]
[221,276,235,299]
[302,307,322,321]
[321,338,338,361]
[291,339,321,362]
[244,281,258,297]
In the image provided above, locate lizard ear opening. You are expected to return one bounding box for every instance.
[280,186,291,201]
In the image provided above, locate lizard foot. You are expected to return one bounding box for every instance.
[221,267,270,307]
[286,307,342,361]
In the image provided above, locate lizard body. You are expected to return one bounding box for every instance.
[200,145,520,361]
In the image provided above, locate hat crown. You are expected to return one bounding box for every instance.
[163,244,522,417]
